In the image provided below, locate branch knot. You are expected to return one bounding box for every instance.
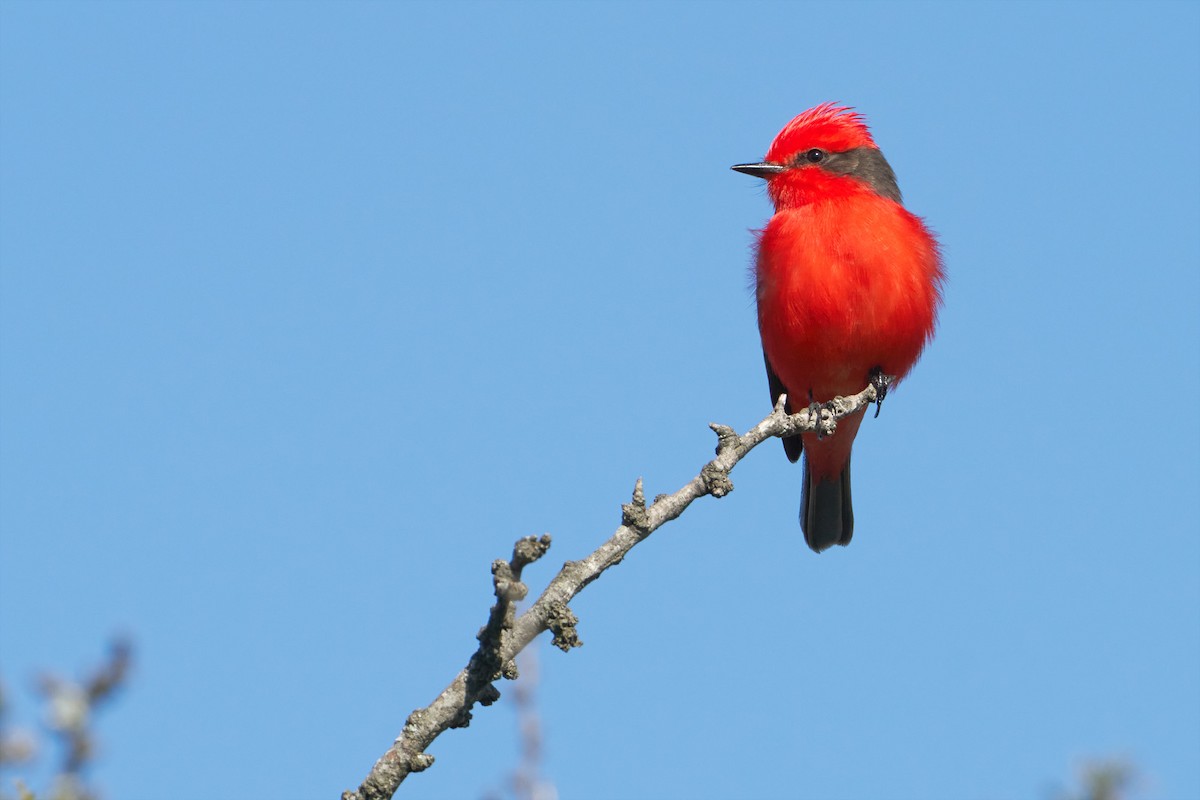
[511,534,551,571]
[700,463,734,497]
[545,601,582,652]
[709,423,739,456]
[492,560,528,604]
[621,477,650,534]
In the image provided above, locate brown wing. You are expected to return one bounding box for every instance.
[764,349,803,463]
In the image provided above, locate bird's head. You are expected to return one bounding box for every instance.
[733,104,902,209]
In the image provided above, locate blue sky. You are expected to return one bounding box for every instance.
[1,2,1197,799]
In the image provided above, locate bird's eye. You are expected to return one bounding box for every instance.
[804,148,826,163]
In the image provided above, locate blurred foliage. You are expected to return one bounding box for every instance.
[1055,757,1137,800]
[0,639,131,800]
[0,637,1142,800]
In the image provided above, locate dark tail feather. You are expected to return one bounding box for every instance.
[801,457,854,553]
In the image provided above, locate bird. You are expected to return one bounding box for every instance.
[732,104,943,553]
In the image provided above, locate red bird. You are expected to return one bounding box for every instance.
[733,104,943,552]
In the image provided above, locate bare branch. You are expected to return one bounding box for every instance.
[342,384,878,800]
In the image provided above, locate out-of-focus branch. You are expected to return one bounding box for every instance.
[39,637,132,780]
[508,650,553,800]
[481,648,556,800]
[0,684,34,769]
[342,385,879,800]
[1,638,132,800]
[1057,758,1137,800]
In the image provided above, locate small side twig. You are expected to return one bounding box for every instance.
[342,385,877,800]
[461,535,553,722]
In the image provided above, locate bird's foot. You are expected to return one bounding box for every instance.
[808,400,836,439]
[869,368,894,419]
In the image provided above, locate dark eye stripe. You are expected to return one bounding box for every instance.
[819,147,903,204]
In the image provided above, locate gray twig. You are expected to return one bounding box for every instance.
[342,384,878,800]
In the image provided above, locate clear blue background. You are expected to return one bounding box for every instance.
[2,2,1197,799]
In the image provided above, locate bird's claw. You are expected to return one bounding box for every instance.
[869,368,894,419]
[808,400,835,439]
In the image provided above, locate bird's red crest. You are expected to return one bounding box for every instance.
[765,103,877,162]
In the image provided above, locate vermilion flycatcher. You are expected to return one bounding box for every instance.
[733,104,943,552]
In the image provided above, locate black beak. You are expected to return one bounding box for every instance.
[731,162,785,179]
